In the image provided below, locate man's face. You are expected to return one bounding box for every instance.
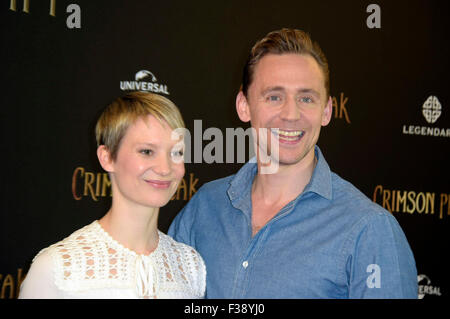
[237,53,332,167]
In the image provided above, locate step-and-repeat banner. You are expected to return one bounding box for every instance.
[1,0,448,299]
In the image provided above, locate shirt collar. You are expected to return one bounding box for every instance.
[304,145,333,200]
[227,145,333,210]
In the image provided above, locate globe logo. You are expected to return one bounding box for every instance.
[422,96,442,124]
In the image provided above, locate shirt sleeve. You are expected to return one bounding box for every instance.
[168,190,200,247]
[18,249,61,299]
[346,211,418,299]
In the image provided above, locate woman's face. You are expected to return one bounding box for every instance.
[100,115,185,209]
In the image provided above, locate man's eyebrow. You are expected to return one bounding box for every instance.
[261,86,285,95]
[261,86,321,97]
[297,88,321,97]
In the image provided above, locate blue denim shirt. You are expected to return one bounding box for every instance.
[168,146,418,298]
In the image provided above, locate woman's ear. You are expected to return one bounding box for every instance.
[97,145,114,172]
[236,91,251,123]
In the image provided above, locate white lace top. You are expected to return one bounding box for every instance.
[19,221,206,299]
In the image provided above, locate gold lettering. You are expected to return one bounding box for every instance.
[332,96,339,120]
[397,191,407,213]
[9,0,30,13]
[440,194,449,219]
[72,167,112,201]
[95,173,101,198]
[339,93,351,123]
[189,173,199,199]
[178,178,188,200]
[0,268,26,299]
[407,191,416,214]
[1,274,14,299]
[373,186,441,219]
[416,192,426,213]
[10,1,56,16]
[382,189,392,213]
[72,167,84,200]
[83,172,98,201]
[426,192,435,215]
[73,168,199,202]
[16,268,25,298]
[23,0,29,13]
[50,0,56,16]
[171,174,200,201]
[331,93,351,124]
[391,190,397,212]
[373,185,382,203]
[101,173,112,197]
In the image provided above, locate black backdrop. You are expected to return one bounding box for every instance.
[1,0,448,299]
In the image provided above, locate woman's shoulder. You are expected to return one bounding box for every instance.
[159,231,204,262]
[35,221,99,258]
[19,222,99,298]
[159,231,206,297]
[34,221,118,292]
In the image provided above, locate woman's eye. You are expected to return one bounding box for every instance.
[140,149,153,156]
[171,150,184,158]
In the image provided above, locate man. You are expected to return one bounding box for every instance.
[168,28,417,298]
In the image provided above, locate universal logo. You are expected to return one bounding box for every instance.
[402,95,450,138]
[120,70,170,95]
[418,274,442,299]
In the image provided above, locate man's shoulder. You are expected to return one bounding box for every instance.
[196,173,236,195]
[330,172,391,219]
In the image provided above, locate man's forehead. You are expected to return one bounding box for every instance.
[251,54,326,93]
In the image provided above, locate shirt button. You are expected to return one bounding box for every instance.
[242,261,249,268]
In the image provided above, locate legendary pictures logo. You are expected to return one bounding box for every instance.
[402,95,450,137]
[422,96,442,124]
[418,274,442,299]
[120,70,170,95]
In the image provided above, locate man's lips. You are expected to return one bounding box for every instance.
[270,128,305,143]
[145,180,171,189]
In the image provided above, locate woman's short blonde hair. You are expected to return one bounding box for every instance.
[95,91,185,160]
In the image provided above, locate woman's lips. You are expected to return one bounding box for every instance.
[145,180,171,189]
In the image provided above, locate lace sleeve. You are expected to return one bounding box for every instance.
[183,246,206,298]
[19,248,62,299]
[194,249,207,298]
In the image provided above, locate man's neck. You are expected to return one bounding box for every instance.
[253,149,317,206]
[250,148,317,236]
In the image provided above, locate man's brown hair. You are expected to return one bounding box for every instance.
[241,28,330,98]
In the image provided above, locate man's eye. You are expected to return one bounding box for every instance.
[267,95,281,102]
[300,97,313,103]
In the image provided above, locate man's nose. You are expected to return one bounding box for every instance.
[279,98,301,121]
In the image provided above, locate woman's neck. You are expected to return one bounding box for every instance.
[99,201,160,255]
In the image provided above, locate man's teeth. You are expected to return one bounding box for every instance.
[272,129,304,138]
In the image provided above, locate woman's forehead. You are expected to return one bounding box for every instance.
[123,115,182,146]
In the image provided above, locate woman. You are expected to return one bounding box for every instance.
[19,92,206,298]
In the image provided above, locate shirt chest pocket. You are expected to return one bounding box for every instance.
[252,250,346,298]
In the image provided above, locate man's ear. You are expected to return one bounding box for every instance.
[321,96,333,126]
[97,145,114,172]
[236,91,251,123]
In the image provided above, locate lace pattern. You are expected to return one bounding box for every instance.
[35,221,205,298]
